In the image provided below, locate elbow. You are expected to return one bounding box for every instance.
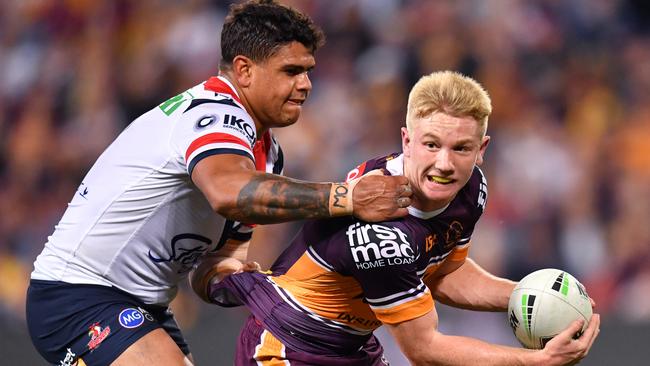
[206,192,239,219]
[401,333,446,366]
[404,351,435,366]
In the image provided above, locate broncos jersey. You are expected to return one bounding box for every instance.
[217,153,488,355]
[31,76,283,305]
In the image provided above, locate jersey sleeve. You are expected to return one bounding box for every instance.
[447,166,488,262]
[340,222,433,325]
[170,103,257,176]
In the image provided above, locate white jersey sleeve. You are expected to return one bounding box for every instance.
[171,99,257,176]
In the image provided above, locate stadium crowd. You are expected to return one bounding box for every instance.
[1,0,649,360]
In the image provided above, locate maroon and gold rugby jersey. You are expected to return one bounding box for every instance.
[216,153,488,355]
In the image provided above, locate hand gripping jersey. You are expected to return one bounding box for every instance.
[216,153,488,355]
[31,76,283,305]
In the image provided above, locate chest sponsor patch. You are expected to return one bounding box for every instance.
[346,223,415,269]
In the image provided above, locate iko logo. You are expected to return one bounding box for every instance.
[118,308,145,329]
[346,223,414,269]
[223,114,255,143]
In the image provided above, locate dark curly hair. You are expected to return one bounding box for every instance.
[220,0,325,70]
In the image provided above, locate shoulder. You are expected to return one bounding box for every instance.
[345,153,401,181]
[456,166,488,214]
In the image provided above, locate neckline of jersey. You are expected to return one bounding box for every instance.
[386,154,450,219]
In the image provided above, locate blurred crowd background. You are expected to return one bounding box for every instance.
[1,0,649,365]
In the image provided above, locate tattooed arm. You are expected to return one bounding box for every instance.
[192,154,411,224]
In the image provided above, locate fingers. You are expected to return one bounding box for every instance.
[242,261,261,272]
[580,314,601,349]
[589,297,596,308]
[400,183,412,197]
[397,197,411,208]
[559,318,585,340]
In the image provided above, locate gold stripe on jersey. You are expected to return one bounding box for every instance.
[272,253,381,332]
[448,243,470,262]
[253,329,290,365]
[370,289,434,325]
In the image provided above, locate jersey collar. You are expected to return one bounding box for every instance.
[386,153,449,219]
[204,75,242,105]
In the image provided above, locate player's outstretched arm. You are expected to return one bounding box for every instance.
[192,154,411,224]
[427,257,516,311]
[386,306,600,366]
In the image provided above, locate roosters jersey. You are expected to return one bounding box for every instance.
[31,76,284,305]
[218,153,488,354]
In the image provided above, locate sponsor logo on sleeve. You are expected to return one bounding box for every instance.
[194,115,217,130]
[346,223,415,269]
[118,308,145,329]
[478,170,488,210]
[222,114,255,144]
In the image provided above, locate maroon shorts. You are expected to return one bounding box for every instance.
[234,315,390,366]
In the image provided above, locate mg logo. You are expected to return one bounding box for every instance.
[118,308,145,329]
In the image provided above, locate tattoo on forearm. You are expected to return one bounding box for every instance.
[235,175,330,223]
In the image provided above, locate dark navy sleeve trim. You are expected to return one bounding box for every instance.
[188,148,254,177]
[229,231,253,242]
[183,98,242,113]
[273,146,284,174]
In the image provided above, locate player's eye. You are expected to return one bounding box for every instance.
[283,67,304,76]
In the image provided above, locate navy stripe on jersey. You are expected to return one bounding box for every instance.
[188,148,254,176]
[183,98,242,113]
[213,220,235,253]
[273,146,284,174]
[229,231,252,242]
[365,282,428,308]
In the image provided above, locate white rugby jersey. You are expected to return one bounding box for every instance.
[31,76,284,305]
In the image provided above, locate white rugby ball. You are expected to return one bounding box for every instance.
[507,268,592,349]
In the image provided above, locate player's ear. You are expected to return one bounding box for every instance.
[232,55,254,88]
[476,135,490,166]
[401,126,411,157]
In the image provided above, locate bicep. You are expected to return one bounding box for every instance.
[191,153,258,213]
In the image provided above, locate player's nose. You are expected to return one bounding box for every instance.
[296,72,312,93]
[434,149,454,173]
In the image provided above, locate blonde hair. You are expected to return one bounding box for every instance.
[406,71,492,136]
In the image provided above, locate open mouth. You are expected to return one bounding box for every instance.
[287,99,305,105]
[427,175,453,184]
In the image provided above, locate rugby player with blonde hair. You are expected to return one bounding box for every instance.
[194,70,600,365]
